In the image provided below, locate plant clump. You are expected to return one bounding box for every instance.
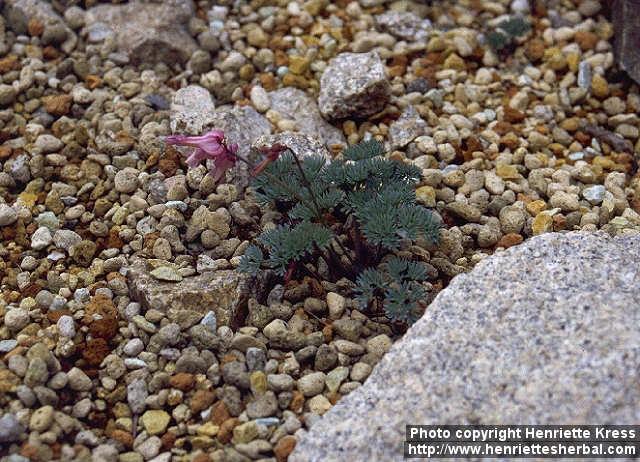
[239,139,442,326]
[485,16,531,54]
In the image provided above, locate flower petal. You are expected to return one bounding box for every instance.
[185,148,209,168]
[209,152,237,183]
[164,134,190,145]
[164,130,225,151]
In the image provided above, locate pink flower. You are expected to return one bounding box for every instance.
[164,130,238,183]
[252,143,287,176]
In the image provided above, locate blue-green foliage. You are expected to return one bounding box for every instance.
[257,222,333,276]
[239,139,441,325]
[487,15,530,52]
[237,244,263,275]
[354,257,429,325]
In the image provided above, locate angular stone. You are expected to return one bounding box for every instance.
[84,0,198,64]
[269,88,345,148]
[127,258,250,329]
[388,106,428,149]
[292,232,640,461]
[612,0,640,85]
[170,85,216,134]
[318,52,391,120]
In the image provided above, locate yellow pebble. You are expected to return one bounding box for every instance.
[526,200,547,216]
[196,423,219,437]
[343,120,357,136]
[566,52,580,73]
[532,213,553,235]
[16,192,38,209]
[288,55,311,75]
[443,53,466,71]
[416,186,436,207]
[495,164,520,180]
[591,74,609,99]
[250,371,268,395]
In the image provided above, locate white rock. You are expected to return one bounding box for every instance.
[0,204,17,226]
[57,315,76,338]
[297,372,326,397]
[250,86,270,112]
[34,134,64,154]
[67,367,93,391]
[114,167,140,193]
[31,226,53,250]
[582,185,606,205]
[123,338,144,356]
[5,308,30,331]
[53,229,82,251]
[327,292,346,320]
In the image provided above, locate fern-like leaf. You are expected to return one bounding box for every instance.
[237,244,264,276]
[258,222,334,275]
[384,282,427,324]
[385,256,427,282]
[343,139,384,161]
[354,267,386,308]
[358,201,400,250]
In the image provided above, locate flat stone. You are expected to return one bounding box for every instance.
[269,87,345,148]
[127,258,250,329]
[150,266,183,282]
[0,340,17,353]
[318,52,391,120]
[291,232,640,461]
[170,85,216,134]
[84,0,197,64]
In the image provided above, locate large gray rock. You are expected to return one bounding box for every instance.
[251,132,331,162]
[127,259,251,329]
[205,105,272,187]
[318,52,391,120]
[4,0,77,53]
[269,88,345,148]
[84,0,198,64]
[193,105,272,159]
[291,232,640,462]
[612,0,640,85]
[170,85,217,134]
[169,92,272,186]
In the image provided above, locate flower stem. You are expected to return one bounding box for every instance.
[235,153,316,211]
[288,150,357,267]
[289,151,323,217]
